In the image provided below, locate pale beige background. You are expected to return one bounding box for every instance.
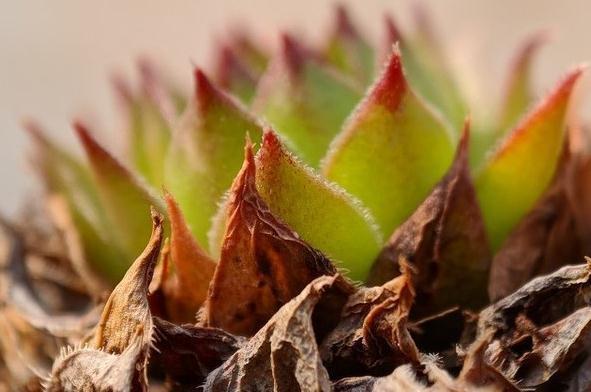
[1,0,590,214]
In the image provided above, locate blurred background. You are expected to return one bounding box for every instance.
[1,0,590,214]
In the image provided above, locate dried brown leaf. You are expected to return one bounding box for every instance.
[478,262,591,389]
[205,274,352,392]
[46,209,163,391]
[320,265,419,379]
[205,141,336,336]
[162,193,216,323]
[369,124,491,314]
[150,317,244,389]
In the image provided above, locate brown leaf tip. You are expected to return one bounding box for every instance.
[368,45,407,111]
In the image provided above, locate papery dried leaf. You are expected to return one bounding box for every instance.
[254,130,382,281]
[165,69,263,248]
[477,262,591,388]
[93,209,162,353]
[253,34,361,167]
[320,267,418,379]
[457,333,520,391]
[46,330,146,392]
[46,210,164,390]
[369,125,490,314]
[162,193,216,323]
[75,122,165,280]
[498,31,548,132]
[323,45,454,237]
[475,66,585,249]
[0,219,98,339]
[323,4,375,86]
[205,141,336,336]
[204,275,352,392]
[150,317,244,389]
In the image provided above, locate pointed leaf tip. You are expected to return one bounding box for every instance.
[367,46,406,111]
[477,65,586,249]
[74,121,165,267]
[323,46,454,237]
[499,31,552,131]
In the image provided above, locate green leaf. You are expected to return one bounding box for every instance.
[213,44,261,104]
[498,31,548,133]
[394,5,467,129]
[475,66,585,249]
[322,5,375,86]
[164,69,263,247]
[254,131,382,281]
[252,34,361,167]
[113,60,177,188]
[25,122,126,283]
[75,122,165,273]
[322,46,455,237]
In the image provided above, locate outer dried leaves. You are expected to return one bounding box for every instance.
[205,142,336,336]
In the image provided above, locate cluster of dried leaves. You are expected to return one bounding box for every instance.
[2,128,591,391]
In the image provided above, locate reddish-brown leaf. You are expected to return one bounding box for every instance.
[320,265,419,379]
[162,193,216,323]
[205,141,336,336]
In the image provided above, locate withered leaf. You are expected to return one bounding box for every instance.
[205,141,336,336]
[162,193,216,323]
[150,317,244,389]
[320,265,419,379]
[46,209,163,391]
[477,262,591,389]
[369,124,491,314]
[205,275,352,392]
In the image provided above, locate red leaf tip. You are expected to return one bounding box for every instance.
[194,68,222,113]
[368,45,407,111]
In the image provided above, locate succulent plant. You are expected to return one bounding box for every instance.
[2,4,591,391]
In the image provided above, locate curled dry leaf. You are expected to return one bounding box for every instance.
[45,209,163,391]
[320,264,419,379]
[150,317,244,389]
[205,141,337,336]
[162,193,216,323]
[369,124,491,315]
[478,262,591,389]
[204,274,353,392]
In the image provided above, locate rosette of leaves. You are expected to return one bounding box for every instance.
[2,5,591,391]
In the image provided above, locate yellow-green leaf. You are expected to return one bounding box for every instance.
[255,130,382,281]
[75,122,165,272]
[252,34,361,167]
[165,69,263,247]
[322,46,455,237]
[322,4,375,86]
[475,66,585,249]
